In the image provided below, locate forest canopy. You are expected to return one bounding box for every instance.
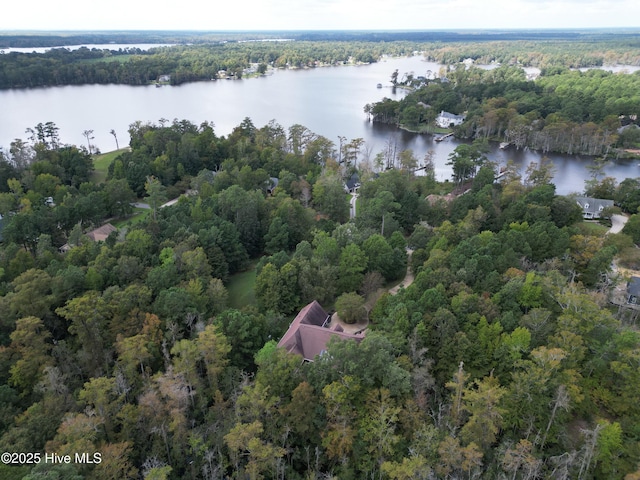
[0,114,639,479]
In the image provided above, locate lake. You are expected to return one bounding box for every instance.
[1,55,638,194]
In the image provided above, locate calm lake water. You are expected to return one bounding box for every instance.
[1,55,638,194]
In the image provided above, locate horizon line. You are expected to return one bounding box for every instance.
[2,27,640,33]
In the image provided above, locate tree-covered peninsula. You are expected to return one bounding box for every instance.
[368,64,640,157]
[0,116,639,478]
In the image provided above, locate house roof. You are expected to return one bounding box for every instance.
[628,276,640,297]
[345,173,360,191]
[266,177,279,193]
[574,197,614,214]
[617,124,639,134]
[86,223,117,242]
[277,300,364,361]
[438,110,465,121]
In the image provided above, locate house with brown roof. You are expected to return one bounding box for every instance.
[59,223,118,253]
[277,301,365,362]
[86,223,118,242]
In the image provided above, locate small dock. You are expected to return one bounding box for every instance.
[495,166,509,181]
[435,132,454,142]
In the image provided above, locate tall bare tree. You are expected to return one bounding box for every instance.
[82,129,95,155]
[110,129,120,150]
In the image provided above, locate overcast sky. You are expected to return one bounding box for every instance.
[1,0,638,31]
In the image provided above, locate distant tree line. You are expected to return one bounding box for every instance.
[423,36,640,69]
[0,41,409,89]
[1,33,640,89]
[2,29,635,49]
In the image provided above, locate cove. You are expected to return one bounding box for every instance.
[1,55,637,194]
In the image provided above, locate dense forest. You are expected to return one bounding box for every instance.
[368,65,640,156]
[0,117,640,479]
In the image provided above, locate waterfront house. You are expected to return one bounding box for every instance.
[574,197,614,219]
[436,111,466,128]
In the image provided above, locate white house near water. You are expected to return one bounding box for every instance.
[436,111,466,128]
[574,196,614,219]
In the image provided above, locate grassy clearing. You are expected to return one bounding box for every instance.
[92,149,126,183]
[111,208,149,229]
[227,263,258,309]
[400,124,451,135]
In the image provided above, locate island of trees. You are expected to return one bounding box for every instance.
[0,114,639,479]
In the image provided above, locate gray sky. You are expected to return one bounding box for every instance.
[1,0,638,31]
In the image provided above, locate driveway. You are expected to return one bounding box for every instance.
[161,198,179,208]
[608,214,628,234]
[388,249,415,295]
[349,193,358,219]
[131,202,150,209]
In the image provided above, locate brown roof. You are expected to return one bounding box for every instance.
[277,301,364,361]
[86,223,117,242]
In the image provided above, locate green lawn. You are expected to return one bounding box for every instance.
[111,208,149,229]
[400,123,451,135]
[227,263,257,309]
[91,149,126,184]
[576,221,610,237]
